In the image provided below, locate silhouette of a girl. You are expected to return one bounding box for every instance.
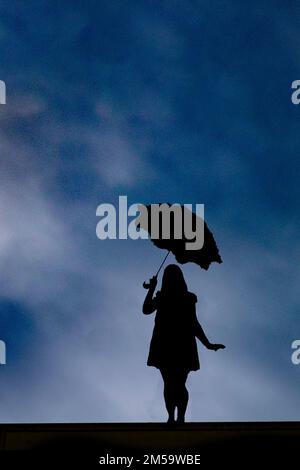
[143,264,225,424]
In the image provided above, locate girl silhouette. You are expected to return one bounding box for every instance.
[143,264,225,424]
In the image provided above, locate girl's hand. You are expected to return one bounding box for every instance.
[143,275,157,290]
[149,276,157,289]
[209,343,225,351]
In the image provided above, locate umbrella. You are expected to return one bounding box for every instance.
[136,203,222,287]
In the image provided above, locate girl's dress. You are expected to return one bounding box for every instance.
[147,290,200,372]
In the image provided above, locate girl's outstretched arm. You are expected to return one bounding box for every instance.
[142,276,158,314]
[195,318,225,351]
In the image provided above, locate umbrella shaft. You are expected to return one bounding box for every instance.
[155,251,171,276]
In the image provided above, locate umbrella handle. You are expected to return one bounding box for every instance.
[143,280,152,289]
[142,275,157,290]
[142,251,171,289]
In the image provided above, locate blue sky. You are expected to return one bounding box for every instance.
[0,0,299,422]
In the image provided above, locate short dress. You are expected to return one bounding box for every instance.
[147,290,200,372]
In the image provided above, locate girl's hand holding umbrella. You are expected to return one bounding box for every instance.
[142,251,170,289]
[143,275,157,290]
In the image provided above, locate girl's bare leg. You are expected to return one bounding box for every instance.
[160,369,176,423]
[176,370,189,423]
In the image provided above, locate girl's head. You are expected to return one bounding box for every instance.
[161,264,188,296]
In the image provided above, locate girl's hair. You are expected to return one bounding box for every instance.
[160,264,188,297]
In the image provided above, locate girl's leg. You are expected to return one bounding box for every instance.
[160,368,176,423]
[175,370,189,423]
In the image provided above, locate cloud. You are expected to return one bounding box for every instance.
[0,0,299,424]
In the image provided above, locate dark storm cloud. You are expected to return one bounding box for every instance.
[0,0,299,421]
